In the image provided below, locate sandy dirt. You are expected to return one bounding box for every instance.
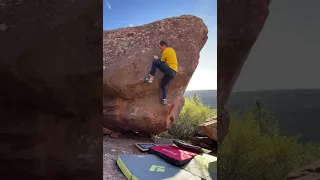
[103,134,176,180]
[103,135,146,180]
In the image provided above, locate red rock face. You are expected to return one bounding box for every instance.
[103,15,208,134]
[217,0,271,144]
[0,4,102,178]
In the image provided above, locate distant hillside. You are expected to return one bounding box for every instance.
[226,89,320,143]
[184,90,217,108]
[184,89,320,143]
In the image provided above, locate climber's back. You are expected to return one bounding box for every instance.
[160,47,178,73]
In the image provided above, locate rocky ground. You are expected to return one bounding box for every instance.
[103,134,175,180]
[103,135,142,180]
[286,159,320,180]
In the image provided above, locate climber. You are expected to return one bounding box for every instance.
[144,40,178,105]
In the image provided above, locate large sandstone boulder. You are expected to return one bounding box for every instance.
[217,0,271,145]
[0,3,102,179]
[103,15,208,134]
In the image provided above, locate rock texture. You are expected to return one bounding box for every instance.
[103,15,208,134]
[191,137,217,155]
[199,117,217,141]
[0,2,102,179]
[190,117,217,155]
[217,0,271,145]
[286,159,320,180]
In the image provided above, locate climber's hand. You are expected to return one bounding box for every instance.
[153,55,159,60]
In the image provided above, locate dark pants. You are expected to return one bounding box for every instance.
[149,60,176,99]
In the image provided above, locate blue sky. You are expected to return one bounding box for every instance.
[103,0,216,90]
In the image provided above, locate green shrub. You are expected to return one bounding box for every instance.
[168,94,217,140]
[218,100,320,180]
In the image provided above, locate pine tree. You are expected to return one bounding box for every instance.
[252,98,279,135]
[192,94,203,106]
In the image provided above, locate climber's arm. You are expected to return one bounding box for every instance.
[153,55,163,63]
[160,51,167,63]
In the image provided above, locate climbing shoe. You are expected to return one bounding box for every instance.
[144,77,153,83]
[161,99,168,105]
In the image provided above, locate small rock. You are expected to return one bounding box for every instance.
[199,117,217,141]
[103,127,114,135]
[286,159,320,179]
[111,149,116,152]
[110,132,121,138]
[150,134,159,142]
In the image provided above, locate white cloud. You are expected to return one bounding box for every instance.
[106,0,111,10]
[129,24,134,27]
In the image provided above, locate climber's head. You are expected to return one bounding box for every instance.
[159,40,168,51]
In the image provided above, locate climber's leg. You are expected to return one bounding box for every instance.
[160,74,174,105]
[145,60,173,83]
[150,60,162,76]
[156,61,176,76]
[145,60,159,83]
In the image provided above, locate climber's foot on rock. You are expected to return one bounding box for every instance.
[144,77,153,84]
[161,99,168,105]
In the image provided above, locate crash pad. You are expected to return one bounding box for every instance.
[149,145,199,166]
[173,139,205,153]
[182,153,217,180]
[117,154,201,180]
